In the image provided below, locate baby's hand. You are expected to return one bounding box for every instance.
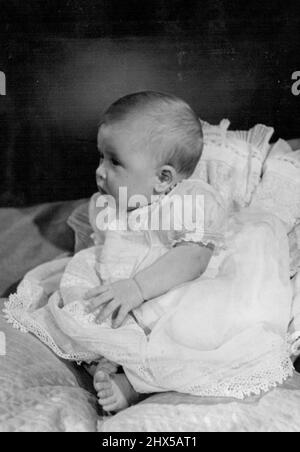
[84,279,144,328]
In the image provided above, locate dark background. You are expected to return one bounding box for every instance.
[0,0,300,207]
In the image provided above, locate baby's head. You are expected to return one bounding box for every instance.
[96,91,203,207]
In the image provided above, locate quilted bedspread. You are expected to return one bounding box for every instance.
[0,300,99,432]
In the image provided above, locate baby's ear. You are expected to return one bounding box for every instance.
[154,165,178,194]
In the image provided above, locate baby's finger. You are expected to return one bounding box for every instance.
[84,285,110,300]
[112,306,128,329]
[88,291,113,311]
[96,300,119,324]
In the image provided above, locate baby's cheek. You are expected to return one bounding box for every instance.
[107,173,119,193]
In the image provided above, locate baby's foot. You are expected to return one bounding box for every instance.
[94,371,140,413]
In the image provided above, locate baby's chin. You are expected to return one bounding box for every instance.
[97,186,108,196]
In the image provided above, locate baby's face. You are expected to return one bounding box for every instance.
[96,119,159,209]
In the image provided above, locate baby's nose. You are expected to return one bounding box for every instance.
[96,162,107,181]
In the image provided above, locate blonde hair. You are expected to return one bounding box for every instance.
[101,91,203,177]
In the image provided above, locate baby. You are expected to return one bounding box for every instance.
[6,92,298,411]
[6,91,296,413]
[55,91,224,411]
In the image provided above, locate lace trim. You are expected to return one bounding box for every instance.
[184,352,293,399]
[3,293,98,363]
[3,296,29,334]
[152,337,294,399]
[3,284,147,367]
[171,233,226,252]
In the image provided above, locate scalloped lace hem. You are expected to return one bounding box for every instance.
[3,293,98,363]
[171,235,227,252]
[152,337,295,399]
[182,359,293,399]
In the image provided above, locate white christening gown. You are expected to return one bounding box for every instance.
[4,176,295,398]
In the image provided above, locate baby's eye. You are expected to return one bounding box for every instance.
[111,158,121,167]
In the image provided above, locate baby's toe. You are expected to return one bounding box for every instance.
[94,371,108,382]
[94,371,112,392]
[98,388,114,399]
[98,395,117,410]
[95,382,111,392]
[94,375,111,388]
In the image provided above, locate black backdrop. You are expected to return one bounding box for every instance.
[0,0,300,206]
